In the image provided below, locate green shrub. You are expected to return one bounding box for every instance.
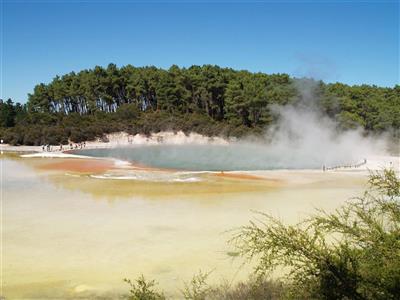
[22,126,43,145]
[123,276,165,300]
[231,169,400,299]
[211,276,284,300]
[181,270,212,300]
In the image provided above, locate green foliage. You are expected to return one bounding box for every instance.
[369,168,400,197]
[338,111,366,130]
[1,64,399,145]
[126,273,284,300]
[116,103,141,120]
[231,169,400,299]
[123,276,165,300]
[181,270,212,300]
[0,99,17,127]
[211,276,284,300]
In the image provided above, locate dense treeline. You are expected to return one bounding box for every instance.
[1,64,399,145]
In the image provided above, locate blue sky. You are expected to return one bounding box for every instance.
[2,0,399,103]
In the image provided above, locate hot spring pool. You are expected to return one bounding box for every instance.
[74,144,342,171]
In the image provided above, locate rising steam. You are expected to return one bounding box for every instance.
[80,80,389,171]
[252,79,388,169]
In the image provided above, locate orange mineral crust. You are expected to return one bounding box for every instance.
[38,158,115,173]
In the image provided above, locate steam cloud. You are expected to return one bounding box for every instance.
[82,80,389,171]
[250,79,388,169]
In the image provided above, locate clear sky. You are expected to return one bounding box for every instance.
[1,0,399,103]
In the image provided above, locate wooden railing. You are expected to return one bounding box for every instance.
[323,159,367,171]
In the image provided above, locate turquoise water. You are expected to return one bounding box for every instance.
[75,144,326,171]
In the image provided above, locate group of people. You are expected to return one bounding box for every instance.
[41,142,86,152]
[42,144,53,152]
[68,142,86,150]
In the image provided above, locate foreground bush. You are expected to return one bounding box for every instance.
[124,276,165,300]
[124,273,283,300]
[232,169,400,299]
[124,169,399,299]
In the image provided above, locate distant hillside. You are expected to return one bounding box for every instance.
[1,64,399,145]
